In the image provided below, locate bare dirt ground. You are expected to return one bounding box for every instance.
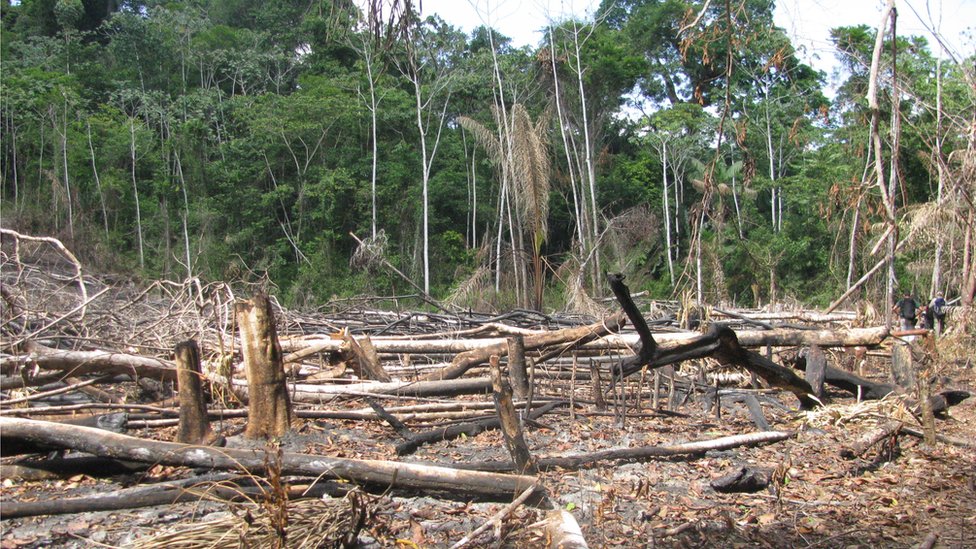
[1,233,975,548]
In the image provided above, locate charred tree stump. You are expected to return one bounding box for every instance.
[175,340,213,445]
[236,293,292,440]
[710,466,771,493]
[590,361,607,411]
[507,336,530,400]
[803,345,827,399]
[490,356,537,474]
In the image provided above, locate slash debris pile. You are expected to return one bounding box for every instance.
[1,230,975,548]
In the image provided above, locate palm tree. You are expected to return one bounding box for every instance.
[459,103,552,310]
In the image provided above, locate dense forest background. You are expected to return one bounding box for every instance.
[2,0,974,314]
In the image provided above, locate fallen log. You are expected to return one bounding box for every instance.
[458,431,793,472]
[545,509,589,549]
[0,456,146,481]
[2,344,177,382]
[228,376,493,403]
[419,312,626,381]
[791,356,971,413]
[840,421,902,459]
[0,417,539,501]
[1,412,127,456]
[710,466,772,493]
[0,473,350,519]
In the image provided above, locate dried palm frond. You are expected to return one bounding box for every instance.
[801,392,916,429]
[129,493,370,549]
[511,103,552,244]
[350,229,389,272]
[445,265,492,310]
[564,265,606,317]
[457,114,502,167]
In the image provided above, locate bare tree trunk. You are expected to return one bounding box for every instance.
[549,27,586,251]
[931,54,945,296]
[59,97,74,240]
[236,293,292,439]
[570,22,601,292]
[86,120,109,237]
[130,118,145,270]
[661,140,675,285]
[866,0,897,328]
[175,150,192,284]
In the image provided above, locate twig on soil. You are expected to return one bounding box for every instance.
[449,484,537,549]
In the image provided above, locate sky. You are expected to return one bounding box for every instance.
[416,0,976,87]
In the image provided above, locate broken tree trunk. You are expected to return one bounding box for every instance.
[490,356,537,475]
[803,345,827,399]
[342,332,391,382]
[0,417,540,501]
[174,340,213,445]
[507,336,530,399]
[236,292,292,439]
[419,312,626,381]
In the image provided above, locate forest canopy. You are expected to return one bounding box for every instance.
[1,0,974,313]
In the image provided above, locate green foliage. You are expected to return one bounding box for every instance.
[1,0,971,311]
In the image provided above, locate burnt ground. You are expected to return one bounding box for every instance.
[2,337,974,549]
[1,237,975,548]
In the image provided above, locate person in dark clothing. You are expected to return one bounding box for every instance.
[929,292,947,335]
[893,292,918,331]
[918,304,934,330]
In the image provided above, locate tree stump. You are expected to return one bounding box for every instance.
[804,344,827,399]
[175,340,213,445]
[489,356,537,474]
[236,293,292,440]
[507,336,529,400]
[891,342,915,390]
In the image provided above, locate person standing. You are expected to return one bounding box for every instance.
[929,292,947,335]
[893,292,918,331]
